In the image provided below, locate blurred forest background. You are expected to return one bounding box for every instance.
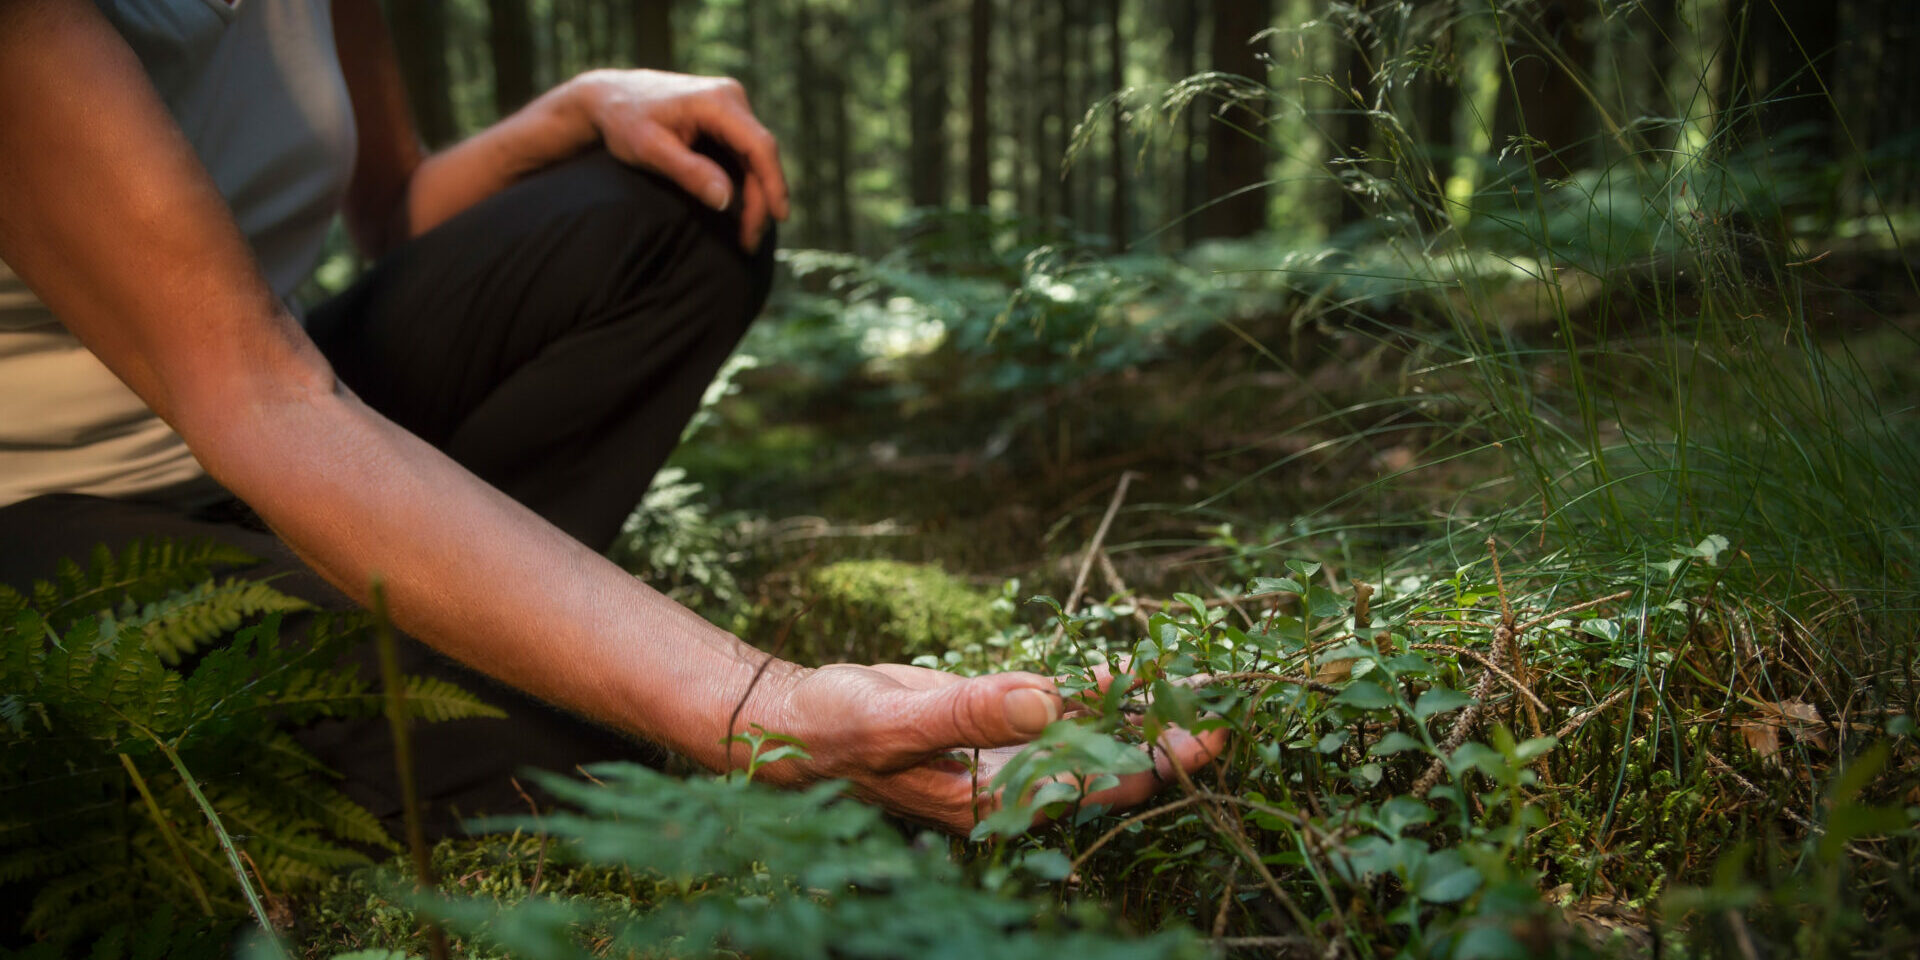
[384,0,1918,253]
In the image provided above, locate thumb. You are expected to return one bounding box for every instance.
[899,673,1062,753]
[639,128,734,211]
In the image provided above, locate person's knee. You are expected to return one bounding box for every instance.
[562,149,776,341]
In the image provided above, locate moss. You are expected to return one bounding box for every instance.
[758,559,1010,666]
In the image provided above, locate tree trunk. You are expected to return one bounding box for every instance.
[1737,0,1837,153]
[632,0,674,70]
[1066,0,1092,228]
[1199,0,1269,238]
[1168,0,1199,246]
[794,0,823,246]
[967,0,993,209]
[385,0,457,147]
[1040,0,1067,225]
[1332,18,1373,228]
[826,7,856,249]
[907,0,951,209]
[486,0,535,117]
[1491,0,1595,181]
[1107,0,1127,247]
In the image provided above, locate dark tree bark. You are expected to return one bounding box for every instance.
[967,0,993,209]
[1199,0,1269,238]
[1039,0,1066,224]
[738,0,759,92]
[1107,0,1127,247]
[907,0,952,209]
[1491,0,1595,180]
[794,0,823,246]
[1066,0,1093,228]
[632,0,674,70]
[385,0,458,147]
[1332,13,1374,228]
[486,0,536,117]
[1167,0,1199,246]
[825,7,856,249]
[1735,0,1838,153]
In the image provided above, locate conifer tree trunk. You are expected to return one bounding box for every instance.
[385,0,457,147]
[1039,0,1067,224]
[1332,21,1372,227]
[1107,0,1127,247]
[794,0,823,246]
[907,0,951,209]
[1168,0,1199,246]
[632,0,674,70]
[826,8,856,249]
[1491,0,1594,180]
[1199,0,1269,238]
[486,0,535,117]
[967,0,994,209]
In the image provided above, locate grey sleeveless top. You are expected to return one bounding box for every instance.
[0,0,357,505]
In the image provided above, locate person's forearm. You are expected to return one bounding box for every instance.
[175,371,801,769]
[399,79,601,239]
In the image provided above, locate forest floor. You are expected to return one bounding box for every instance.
[278,244,1920,958]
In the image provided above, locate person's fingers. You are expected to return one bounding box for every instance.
[896,671,1063,755]
[633,124,733,211]
[739,174,768,250]
[865,663,966,690]
[697,99,789,221]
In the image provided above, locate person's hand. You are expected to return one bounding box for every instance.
[752,662,1227,835]
[566,69,789,250]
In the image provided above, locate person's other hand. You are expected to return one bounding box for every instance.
[753,662,1227,835]
[568,69,789,250]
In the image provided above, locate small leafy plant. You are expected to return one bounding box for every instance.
[0,539,499,951]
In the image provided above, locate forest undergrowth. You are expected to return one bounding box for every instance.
[6,2,1919,958]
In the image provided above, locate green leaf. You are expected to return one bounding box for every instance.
[1316,730,1350,754]
[1383,653,1434,676]
[1018,849,1073,881]
[1414,686,1475,721]
[1285,560,1321,580]
[1369,732,1428,756]
[1684,534,1730,565]
[1446,743,1505,779]
[1513,736,1558,763]
[1250,577,1303,595]
[1377,795,1435,834]
[1413,849,1481,903]
[1333,680,1396,711]
[1305,586,1345,619]
[1580,618,1620,642]
[1453,925,1528,959]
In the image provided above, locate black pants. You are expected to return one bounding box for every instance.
[0,150,774,837]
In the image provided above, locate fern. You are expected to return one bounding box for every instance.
[121,578,313,665]
[389,763,1205,960]
[0,538,497,950]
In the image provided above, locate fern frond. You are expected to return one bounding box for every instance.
[401,674,507,723]
[34,538,260,633]
[125,579,312,665]
[0,583,26,623]
[258,666,377,723]
[294,782,400,852]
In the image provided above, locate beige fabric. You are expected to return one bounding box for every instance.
[0,0,355,506]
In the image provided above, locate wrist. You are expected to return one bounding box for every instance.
[683,652,822,783]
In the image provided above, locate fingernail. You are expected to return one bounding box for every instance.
[1004,688,1059,737]
[707,178,732,211]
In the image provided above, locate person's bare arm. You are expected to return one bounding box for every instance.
[330,0,787,256]
[0,0,1217,834]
